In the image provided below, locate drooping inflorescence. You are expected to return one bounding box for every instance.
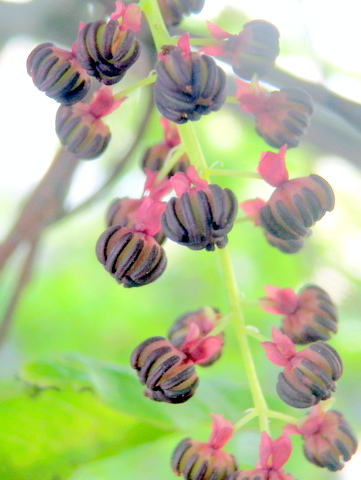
[24,2,358,479]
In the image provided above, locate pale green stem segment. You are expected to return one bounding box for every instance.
[156,145,186,182]
[218,246,270,434]
[113,74,156,100]
[141,0,271,436]
[245,326,270,343]
[207,168,261,179]
[233,409,258,431]
[267,409,299,425]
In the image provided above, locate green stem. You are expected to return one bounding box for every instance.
[233,409,258,431]
[206,168,261,179]
[113,74,156,100]
[245,326,270,343]
[218,246,270,434]
[141,0,175,50]
[267,409,299,425]
[156,145,186,182]
[178,122,209,177]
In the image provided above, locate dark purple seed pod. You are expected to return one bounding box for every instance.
[154,46,226,124]
[27,42,90,105]
[277,342,343,408]
[96,225,167,287]
[256,87,313,149]
[264,230,304,254]
[130,336,199,403]
[226,20,280,80]
[55,103,110,159]
[281,285,338,344]
[168,307,224,366]
[158,0,205,26]
[141,144,190,177]
[161,184,238,251]
[172,437,237,480]
[301,409,358,471]
[76,20,140,85]
[259,174,335,241]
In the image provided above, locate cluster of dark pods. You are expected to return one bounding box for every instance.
[131,307,224,403]
[27,2,142,159]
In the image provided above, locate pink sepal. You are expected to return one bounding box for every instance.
[258,145,289,187]
[88,86,126,118]
[261,327,296,367]
[178,33,191,58]
[209,414,234,449]
[261,285,298,315]
[160,117,181,148]
[234,78,267,114]
[170,166,208,197]
[239,198,266,225]
[206,21,231,39]
[143,170,173,201]
[180,323,223,365]
[258,432,292,470]
[132,196,166,236]
[198,45,226,56]
[110,2,142,33]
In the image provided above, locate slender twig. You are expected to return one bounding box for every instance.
[0,239,39,350]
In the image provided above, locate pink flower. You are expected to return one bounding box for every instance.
[257,146,289,187]
[284,405,358,471]
[170,165,209,197]
[229,433,295,480]
[177,322,224,365]
[110,1,142,33]
[172,414,237,479]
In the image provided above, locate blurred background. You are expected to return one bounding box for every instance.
[0,0,361,479]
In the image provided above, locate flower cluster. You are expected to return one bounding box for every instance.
[27,1,141,159]
[26,2,358,480]
[131,307,224,403]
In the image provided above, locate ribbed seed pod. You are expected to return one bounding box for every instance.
[256,87,313,148]
[302,410,358,471]
[76,20,140,85]
[141,144,190,177]
[277,342,343,408]
[172,437,237,480]
[226,20,280,79]
[265,231,304,254]
[162,185,238,251]
[281,285,338,344]
[168,307,224,366]
[96,225,167,287]
[158,0,205,26]
[130,336,199,403]
[55,103,110,159]
[259,174,335,241]
[154,47,226,123]
[105,197,166,245]
[27,42,90,105]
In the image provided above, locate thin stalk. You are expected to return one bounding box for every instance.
[113,74,156,100]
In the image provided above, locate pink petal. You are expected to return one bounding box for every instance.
[190,336,223,365]
[259,432,273,467]
[239,198,266,226]
[261,286,298,315]
[283,423,301,436]
[271,327,296,358]
[177,33,191,57]
[121,3,142,33]
[206,21,231,39]
[271,435,292,469]
[133,197,166,236]
[143,170,172,200]
[261,341,290,367]
[160,117,180,147]
[186,165,208,190]
[258,148,289,187]
[209,414,234,449]
[110,1,125,21]
[88,86,126,118]
[170,171,192,196]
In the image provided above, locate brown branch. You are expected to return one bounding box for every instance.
[0,239,39,349]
